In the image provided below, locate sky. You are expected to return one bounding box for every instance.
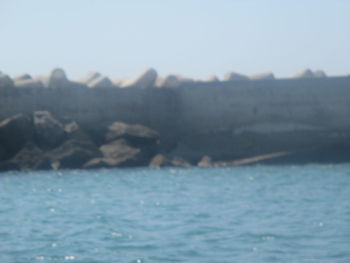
[1,0,349,80]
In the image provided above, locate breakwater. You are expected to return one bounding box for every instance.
[1,68,350,170]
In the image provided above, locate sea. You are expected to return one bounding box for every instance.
[0,165,349,263]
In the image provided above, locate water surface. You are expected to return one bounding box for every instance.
[0,165,349,263]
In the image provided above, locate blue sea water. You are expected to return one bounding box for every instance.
[0,165,350,263]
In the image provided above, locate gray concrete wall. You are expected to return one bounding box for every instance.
[1,76,350,161]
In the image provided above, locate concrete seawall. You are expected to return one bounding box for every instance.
[1,75,350,163]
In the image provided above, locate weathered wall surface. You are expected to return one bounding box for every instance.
[1,76,350,161]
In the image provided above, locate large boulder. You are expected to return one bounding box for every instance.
[14,79,44,88]
[47,138,99,169]
[224,72,249,81]
[33,111,65,148]
[48,68,69,88]
[106,122,159,147]
[0,114,34,158]
[121,68,158,88]
[10,143,51,171]
[0,73,14,88]
[47,121,100,169]
[87,75,113,88]
[84,139,147,168]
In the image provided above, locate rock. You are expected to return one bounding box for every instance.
[33,111,65,148]
[250,72,275,80]
[0,114,34,158]
[121,68,158,88]
[46,120,100,169]
[197,155,212,167]
[224,72,249,81]
[149,154,171,168]
[156,74,194,88]
[14,79,44,88]
[170,156,191,167]
[47,138,100,169]
[64,121,80,133]
[13,73,32,81]
[293,69,315,79]
[149,154,191,168]
[84,139,147,168]
[87,75,113,88]
[0,73,14,88]
[10,143,51,170]
[79,71,101,85]
[48,68,69,88]
[100,139,139,158]
[106,122,159,147]
[64,121,97,146]
[314,70,327,78]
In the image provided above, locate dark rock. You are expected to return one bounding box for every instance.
[33,111,65,149]
[47,139,100,169]
[0,114,34,158]
[11,143,51,170]
[47,121,100,169]
[106,122,159,147]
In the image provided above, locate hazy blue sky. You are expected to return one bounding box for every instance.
[1,0,349,80]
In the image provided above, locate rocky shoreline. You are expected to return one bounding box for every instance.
[1,110,348,173]
[0,111,194,172]
[0,110,315,172]
[1,68,349,172]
